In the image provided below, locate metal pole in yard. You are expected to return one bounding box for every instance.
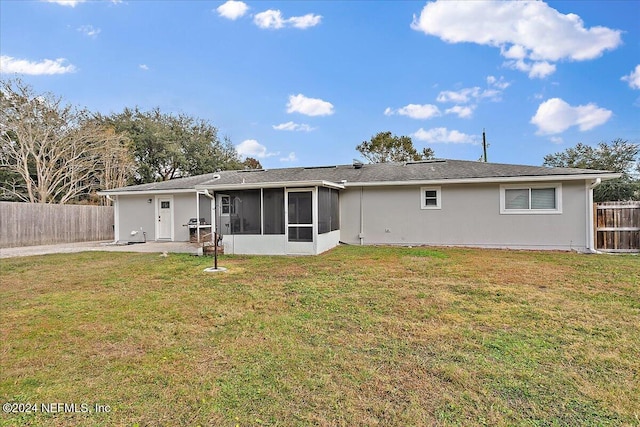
[214,232,218,270]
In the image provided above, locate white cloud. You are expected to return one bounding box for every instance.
[429,76,509,117]
[436,87,502,104]
[530,98,612,135]
[506,59,556,79]
[412,127,478,144]
[280,152,297,162]
[486,75,510,90]
[139,64,149,71]
[384,103,440,120]
[236,139,278,159]
[77,25,101,38]
[254,9,321,30]
[437,77,509,105]
[411,0,622,78]
[254,10,285,29]
[445,105,474,118]
[621,65,640,90]
[272,121,315,132]
[550,136,564,144]
[216,0,248,20]
[288,14,322,29]
[287,94,334,116]
[0,55,76,75]
[436,87,481,104]
[44,0,86,6]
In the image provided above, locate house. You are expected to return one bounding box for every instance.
[98,159,620,255]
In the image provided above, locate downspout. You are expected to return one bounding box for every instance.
[202,182,218,240]
[196,191,201,242]
[199,189,215,242]
[359,187,364,245]
[587,178,601,253]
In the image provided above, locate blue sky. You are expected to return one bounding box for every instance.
[1,0,639,169]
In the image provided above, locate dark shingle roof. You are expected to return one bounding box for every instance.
[103,159,616,193]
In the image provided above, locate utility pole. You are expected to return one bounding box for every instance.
[482,129,488,162]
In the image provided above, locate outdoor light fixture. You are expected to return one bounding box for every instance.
[147,198,152,203]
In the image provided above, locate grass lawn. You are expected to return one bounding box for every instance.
[1,246,639,426]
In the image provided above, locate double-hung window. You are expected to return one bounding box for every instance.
[420,186,441,209]
[500,184,562,214]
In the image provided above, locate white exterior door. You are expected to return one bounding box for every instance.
[157,197,173,240]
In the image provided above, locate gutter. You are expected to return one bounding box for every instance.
[97,188,197,196]
[195,180,345,191]
[343,173,622,187]
[199,189,214,199]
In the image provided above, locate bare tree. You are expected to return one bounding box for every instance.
[0,79,124,203]
[93,124,134,192]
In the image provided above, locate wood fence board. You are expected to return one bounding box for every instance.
[594,201,640,252]
[0,202,114,248]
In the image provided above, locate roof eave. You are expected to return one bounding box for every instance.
[97,172,621,195]
[195,180,345,191]
[97,188,198,196]
[342,173,622,187]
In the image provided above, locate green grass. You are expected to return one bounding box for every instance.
[1,246,638,426]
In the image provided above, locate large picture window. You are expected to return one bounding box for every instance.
[318,187,340,234]
[500,184,562,214]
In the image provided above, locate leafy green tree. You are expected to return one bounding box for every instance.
[102,108,243,184]
[543,139,640,201]
[356,131,434,163]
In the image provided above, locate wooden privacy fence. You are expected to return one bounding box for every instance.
[594,201,640,253]
[0,202,114,248]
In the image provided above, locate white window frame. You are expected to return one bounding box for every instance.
[500,183,562,215]
[420,186,442,210]
[220,195,232,214]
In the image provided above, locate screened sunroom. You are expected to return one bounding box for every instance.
[195,181,342,255]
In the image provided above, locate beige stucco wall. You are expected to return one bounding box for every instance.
[340,181,589,251]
